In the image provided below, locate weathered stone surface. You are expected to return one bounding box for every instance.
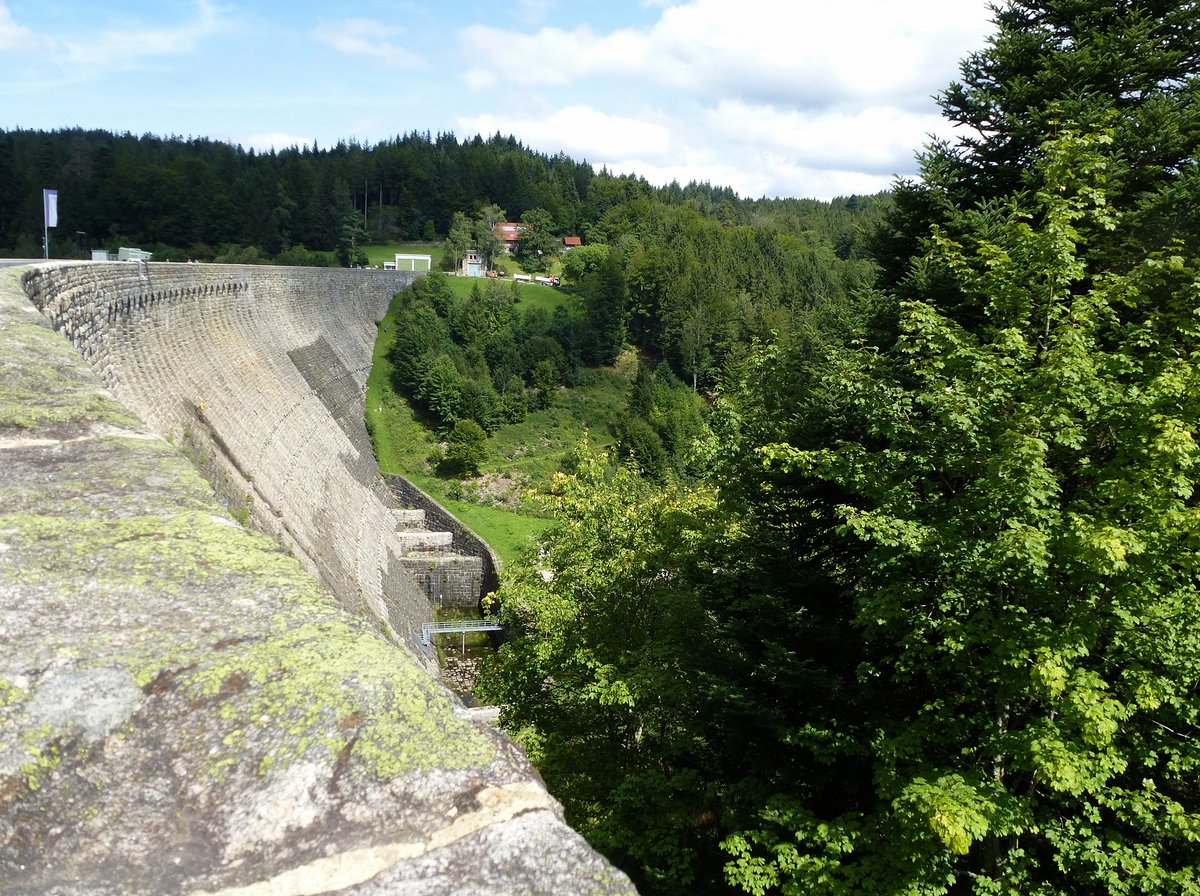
[0,265,636,895]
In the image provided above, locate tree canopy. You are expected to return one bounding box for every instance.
[481,2,1200,893]
[5,126,884,396]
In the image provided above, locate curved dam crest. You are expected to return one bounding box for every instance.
[0,261,636,895]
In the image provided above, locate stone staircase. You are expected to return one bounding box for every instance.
[392,507,486,608]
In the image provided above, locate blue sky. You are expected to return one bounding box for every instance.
[0,1,997,200]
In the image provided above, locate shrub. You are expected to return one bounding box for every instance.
[438,419,488,478]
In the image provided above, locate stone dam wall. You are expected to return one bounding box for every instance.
[388,475,503,609]
[0,262,636,895]
[21,261,452,651]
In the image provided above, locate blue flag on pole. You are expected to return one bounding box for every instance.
[43,189,58,228]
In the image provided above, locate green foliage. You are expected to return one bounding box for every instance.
[439,419,488,478]
[444,204,508,273]
[474,203,507,269]
[518,207,561,273]
[213,243,266,264]
[531,359,556,410]
[497,374,528,424]
[477,453,728,894]
[585,198,872,388]
[480,5,1200,895]
[717,121,1200,896]
[444,211,473,268]
[614,363,708,480]
[560,242,609,283]
[273,244,336,267]
[336,210,369,267]
[386,273,543,433]
[0,126,881,313]
[875,0,1200,289]
[366,259,634,566]
[459,377,502,433]
[612,416,667,480]
[581,250,629,366]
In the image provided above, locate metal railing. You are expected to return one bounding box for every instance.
[420,618,502,652]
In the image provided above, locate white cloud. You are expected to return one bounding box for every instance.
[0,0,226,72]
[460,0,993,109]
[704,101,947,174]
[0,3,43,51]
[461,25,650,91]
[459,105,673,163]
[311,18,422,67]
[463,68,495,90]
[600,150,896,200]
[241,131,314,152]
[456,102,903,199]
[62,0,226,69]
[648,0,990,107]
[453,0,996,198]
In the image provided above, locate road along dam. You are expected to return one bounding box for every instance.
[0,262,635,895]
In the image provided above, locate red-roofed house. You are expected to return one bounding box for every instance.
[562,236,582,249]
[493,222,526,254]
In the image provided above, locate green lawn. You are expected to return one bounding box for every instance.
[364,242,446,269]
[487,364,630,480]
[435,272,573,319]
[404,471,555,566]
[365,299,437,474]
[513,281,574,317]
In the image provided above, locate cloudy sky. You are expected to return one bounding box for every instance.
[0,0,997,200]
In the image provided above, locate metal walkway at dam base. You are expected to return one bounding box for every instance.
[420,618,502,654]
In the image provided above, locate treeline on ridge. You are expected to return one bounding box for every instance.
[0,126,883,268]
[2,127,885,395]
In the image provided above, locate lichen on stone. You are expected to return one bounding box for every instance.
[180,615,495,781]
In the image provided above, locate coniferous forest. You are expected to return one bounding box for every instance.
[9,1,1200,894]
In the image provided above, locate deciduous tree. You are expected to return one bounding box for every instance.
[477,454,728,894]
[723,125,1200,896]
[518,207,561,273]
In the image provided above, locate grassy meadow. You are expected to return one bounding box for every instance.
[365,274,628,566]
[364,242,446,269]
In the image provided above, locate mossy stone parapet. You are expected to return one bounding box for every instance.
[0,264,636,895]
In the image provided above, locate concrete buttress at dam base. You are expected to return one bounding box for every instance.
[0,262,636,896]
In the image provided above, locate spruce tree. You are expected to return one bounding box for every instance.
[875,0,1200,288]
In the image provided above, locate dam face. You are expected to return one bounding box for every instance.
[0,262,636,895]
[22,262,438,649]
